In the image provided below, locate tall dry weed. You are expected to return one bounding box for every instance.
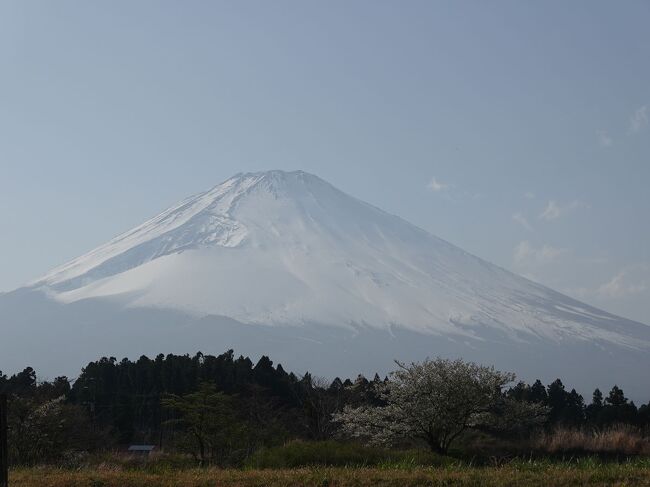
[537,424,650,455]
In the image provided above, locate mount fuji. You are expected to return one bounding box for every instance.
[1,170,649,398]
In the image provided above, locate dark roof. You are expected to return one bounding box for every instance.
[128,445,155,451]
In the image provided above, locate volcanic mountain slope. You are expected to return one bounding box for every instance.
[2,170,649,398]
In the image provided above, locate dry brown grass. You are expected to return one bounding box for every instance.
[9,463,650,487]
[536,425,650,455]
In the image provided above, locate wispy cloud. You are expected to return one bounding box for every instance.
[425,178,480,202]
[512,212,534,232]
[513,241,567,267]
[598,130,613,147]
[564,265,649,302]
[629,105,648,134]
[539,200,589,221]
[427,177,449,192]
[524,191,535,200]
[597,271,647,299]
[540,201,562,220]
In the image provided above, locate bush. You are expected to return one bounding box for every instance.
[244,440,452,468]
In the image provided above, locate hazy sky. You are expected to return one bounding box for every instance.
[1,1,649,324]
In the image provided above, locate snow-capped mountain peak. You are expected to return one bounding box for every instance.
[27,171,650,352]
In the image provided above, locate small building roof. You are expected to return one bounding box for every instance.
[128,445,156,451]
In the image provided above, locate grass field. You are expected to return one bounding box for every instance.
[10,460,650,487]
[8,436,650,486]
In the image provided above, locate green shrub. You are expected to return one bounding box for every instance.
[244,440,452,469]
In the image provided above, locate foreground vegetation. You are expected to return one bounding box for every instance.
[10,458,650,487]
[2,350,650,485]
[7,439,650,486]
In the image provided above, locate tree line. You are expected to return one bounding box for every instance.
[1,350,649,465]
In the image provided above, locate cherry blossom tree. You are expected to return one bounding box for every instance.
[334,357,547,454]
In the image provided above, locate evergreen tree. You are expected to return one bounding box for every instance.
[605,385,627,407]
[545,380,585,426]
[585,388,604,425]
[602,385,637,425]
[529,380,548,403]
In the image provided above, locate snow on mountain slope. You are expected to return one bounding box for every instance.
[29,170,650,350]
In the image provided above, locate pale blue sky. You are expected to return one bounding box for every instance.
[1,1,649,323]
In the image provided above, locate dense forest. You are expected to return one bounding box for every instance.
[1,350,650,465]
